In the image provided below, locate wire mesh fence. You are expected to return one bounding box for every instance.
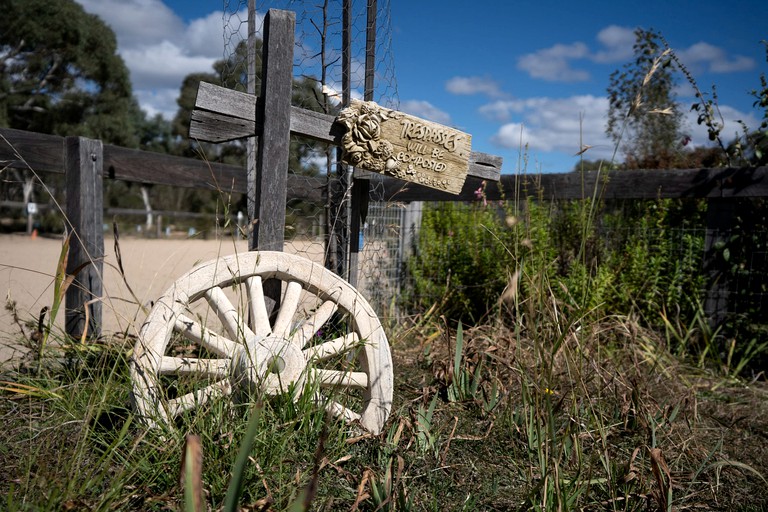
[220,0,402,318]
[396,198,768,334]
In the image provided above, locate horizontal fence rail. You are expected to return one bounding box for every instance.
[2,126,767,336]
[11,128,762,203]
[381,166,768,202]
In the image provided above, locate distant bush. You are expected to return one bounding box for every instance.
[405,194,708,328]
[404,198,517,323]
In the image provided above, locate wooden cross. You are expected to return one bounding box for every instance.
[189,9,502,263]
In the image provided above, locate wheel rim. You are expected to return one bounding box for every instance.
[130,251,393,434]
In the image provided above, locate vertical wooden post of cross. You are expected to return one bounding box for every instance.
[248,9,295,311]
[64,136,104,340]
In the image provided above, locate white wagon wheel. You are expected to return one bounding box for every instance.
[130,251,393,434]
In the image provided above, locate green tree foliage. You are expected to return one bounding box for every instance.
[606,28,686,169]
[140,40,332,234]
[0,0,141,147]
[570,159,617,172]
[741,40,768,165]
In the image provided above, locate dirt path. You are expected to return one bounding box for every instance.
[0,234,325,365]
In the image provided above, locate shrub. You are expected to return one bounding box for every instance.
[405,195,708,330]
[404,199,518,323]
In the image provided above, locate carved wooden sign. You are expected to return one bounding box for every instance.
[337,99,472,194]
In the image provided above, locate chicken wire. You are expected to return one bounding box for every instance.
[221,0,402,319]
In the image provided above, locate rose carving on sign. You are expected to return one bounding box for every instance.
[337,101,402,173]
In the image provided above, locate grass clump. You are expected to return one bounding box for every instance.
[2,237,768,511]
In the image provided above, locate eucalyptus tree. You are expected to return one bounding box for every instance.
[606,28,685,169]
[0,0,141,145]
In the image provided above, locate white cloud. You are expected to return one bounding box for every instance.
[134,88,181,120]
[478,100,522,123]
[122,41,217,89]
[676,42,755,73]
[183,11,234,58]
[490,95,613,158]
[518,25,753,83]
[517,26,635,82]
[399,100,452,126]
[445,76,505,98]
[486,92,759,167]
[593,25,635,63]
[77,0,184,48]
[517,42,591,82]
[76,0,251,119]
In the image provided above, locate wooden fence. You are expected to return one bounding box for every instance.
[3,125,767,336]
[393,165,768,329]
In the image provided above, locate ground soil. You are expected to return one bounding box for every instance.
[0,233,326,364]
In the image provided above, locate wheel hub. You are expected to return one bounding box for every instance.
[232,336,307,396]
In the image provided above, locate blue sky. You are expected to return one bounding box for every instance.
[76,0,767,174]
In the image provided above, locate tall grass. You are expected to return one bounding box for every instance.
[4,266,767,510]
[3,41,768,510]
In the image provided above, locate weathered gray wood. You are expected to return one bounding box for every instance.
[469,152,504,180]
[348,0,377,289]
[523,167,768,200]
[190,109,257,143]
[65,136,104,340]
[0,126,324,200]
[190,82,259,142]
[246,0,260,252]
[4,127,768,202]
[195,81,257,122]
[331,0,353,280]
[364,0,376,99]
[289,106,345,144]
[379,167,768,202]
[250,9,295,313]
[251,9,295,253]
[105,145,245,191]
[0,127,65,173]
[189,84,503,183]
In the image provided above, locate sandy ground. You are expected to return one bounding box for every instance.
[0,233,326,365]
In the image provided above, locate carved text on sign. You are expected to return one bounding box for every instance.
[337,100,472,194]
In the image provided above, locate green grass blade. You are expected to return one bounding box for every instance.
[223,402,263,512]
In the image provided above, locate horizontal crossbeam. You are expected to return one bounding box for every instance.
[190,82,502,181]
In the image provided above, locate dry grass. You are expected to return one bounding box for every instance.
[1,254,767,511]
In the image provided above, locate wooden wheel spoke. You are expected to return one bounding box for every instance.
[314,368,368,389]
[133,251,392,434]
[303,333,359,362]
[205,286,255,341]
[175,315,238,357]
[159,356,231,378]
[246,276,272,337]
[167,380,232,417]
[272,280,302,339]
[290,300,339,348]
[323,398,362,423]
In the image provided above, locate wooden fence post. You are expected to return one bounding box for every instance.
[65,136,104,340]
